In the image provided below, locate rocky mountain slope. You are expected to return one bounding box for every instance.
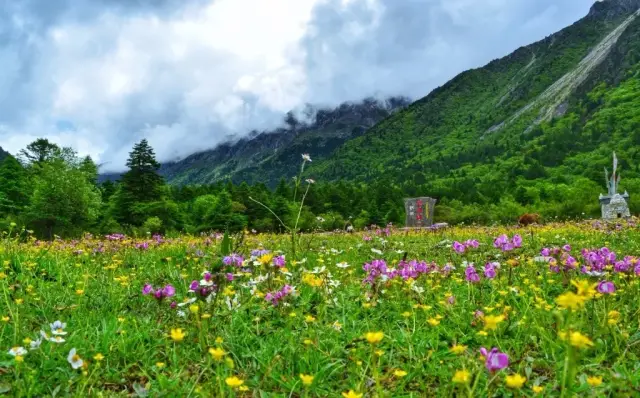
[157,96,411,186]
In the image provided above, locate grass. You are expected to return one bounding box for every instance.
[1,220,640,397]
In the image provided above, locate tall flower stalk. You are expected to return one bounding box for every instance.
[249,154,314,260]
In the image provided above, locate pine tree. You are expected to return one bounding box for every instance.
[18,138,60,166]
[113,139,165,225]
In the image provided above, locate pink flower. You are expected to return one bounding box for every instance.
[480,347,509,372]
[142,284,154,295]
[597,281,615,294]
[453,241,466,253]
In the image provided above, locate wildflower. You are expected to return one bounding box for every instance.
[393,369,408,377]
[50,320,68,335]
[302,154,312,162]
[452,370,471,384]
[8,347,28,357]
[532,385,544,394]
[450,344,467,355]
[452,241,466,253]
[209,347,226,361]
[93,353,105,361]
[483,315,505,331]
[480,347,509,372]
[571,280,597,297]
[300,374,314,385]
[569,332,594,349]
[342,390,363,398]
[67,348,84,369]
[597,281,615,294]
[156,362,166,369]
[170,328,186,342]
[215,337,224,344]
[587,376,603,387]
[305,315,316,323]
[225,376,244,388]
[365,331,384,344]
[505,374,526,389]
[259,254,274,266]
[555,292,587,310]
[428,318,440,326]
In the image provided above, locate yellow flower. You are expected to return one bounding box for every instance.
[299,373,314,386]
[170,328,186,342]
[569,332,594,349]
[586,376,603,387]
[505,374,526,389]
[427,318,440,326]
[483,315,505,331]
[393,369,408,377]
[341,390,363,398]
[209,347,226,361]
[76,289,84,295]
[303,339,313,346]
[555,292,587,310]
[571,280,597,297]
[189,304,199,314]
[15,355,24,362]
[225,376,244,388]
[156,362,166,369]
[401,311,411,318]
[239,385,249,391]
[450,344,467,355]
[202,313,212,319]
[305,315,316,323]
[23,338,32,345]
[452,370,471,384]
[365,331,384,344]
[532,385,544,394]
[374,349,384,356]
[93,353,104,361]
[259,254,274,266]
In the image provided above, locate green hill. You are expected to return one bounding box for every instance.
[305,0,640,220]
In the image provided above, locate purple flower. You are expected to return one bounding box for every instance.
[541,248,550,257]
[170,301,177,309]
[480,347,509,372]
[483,263,496,279]
[562,244,571,252]
[453,241,466,253]
[142,283,154,295]
[512,234,522,248]
[226,273,234,281]
[597,281,615,294]
[465,265,480,283]
[223,253,244,267]
[273,255,286,268]
[162,284,176,298]
[447,295,456,305]
[465,239,479,249]
[189,280,200,291]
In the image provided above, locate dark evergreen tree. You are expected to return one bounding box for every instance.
[113,139,165,226]
[0,155,29,215]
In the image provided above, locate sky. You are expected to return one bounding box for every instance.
[0,0,596,171]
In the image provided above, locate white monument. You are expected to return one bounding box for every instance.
[599,152,630,220]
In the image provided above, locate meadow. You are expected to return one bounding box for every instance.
[1,221,640,397]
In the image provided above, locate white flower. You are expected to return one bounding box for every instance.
[50,320,67,335]
[371,248,383,255]
[336,262,350,268]
[49,336,66,344]
[177,297,197,307]
[177,310,187,318]
[332,321,342,331]
[8,346,28,356]
[29,338,42,350]
[302,154,312,162]
[306,178,316,184]
[67,348,83,369]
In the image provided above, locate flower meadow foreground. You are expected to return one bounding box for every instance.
[1,221,640,396]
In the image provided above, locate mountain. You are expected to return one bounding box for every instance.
[304,0,640,216]
[157,96,411,186]
[0,147,8,163]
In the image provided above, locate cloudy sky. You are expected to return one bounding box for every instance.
[0,0,596,171]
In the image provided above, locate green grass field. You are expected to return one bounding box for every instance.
[1,221,640,397]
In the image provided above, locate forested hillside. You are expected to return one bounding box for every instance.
[307,0,640,222]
